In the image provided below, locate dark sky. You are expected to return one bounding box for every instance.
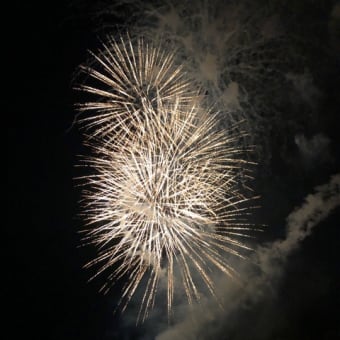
[10,1,339,339]
[10,2,110,338]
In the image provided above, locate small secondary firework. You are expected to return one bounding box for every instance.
[77,35,257,322]
[75,34,196,139]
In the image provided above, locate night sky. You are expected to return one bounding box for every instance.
[10,1,339,339]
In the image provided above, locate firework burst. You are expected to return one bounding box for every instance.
[75,35,196,139]
[76,34,259,322]
[79,95,257,321]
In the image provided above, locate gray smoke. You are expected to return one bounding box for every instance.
[295,133,331,168]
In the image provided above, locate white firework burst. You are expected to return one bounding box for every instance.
[79,95,257,321]
[75,34,197,139]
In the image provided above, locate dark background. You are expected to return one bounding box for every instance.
[10,1,339,339]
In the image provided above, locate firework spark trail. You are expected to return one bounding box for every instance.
[77,35,258,321]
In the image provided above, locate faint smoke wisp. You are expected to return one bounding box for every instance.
[294,133,331,168]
